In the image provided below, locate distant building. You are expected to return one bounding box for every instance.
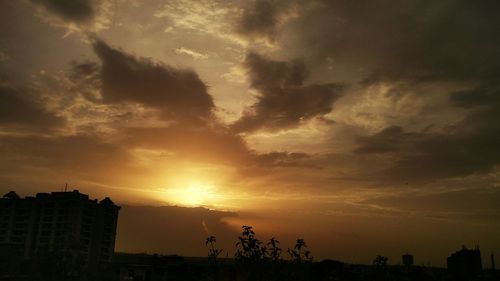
[402,253,413,267]
[113,253,185,281]
[0,190,120,270]
[447,246,482,280]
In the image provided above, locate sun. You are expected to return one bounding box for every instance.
[165,181,218,207]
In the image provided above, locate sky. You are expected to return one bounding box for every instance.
[1,0,499,266]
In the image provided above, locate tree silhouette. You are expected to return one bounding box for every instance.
[373,255,388,268]
[235,225,267,263]
[206,235,223,263]
[267,237,282,261]
[206,235,223,281]
[288,239,312,263]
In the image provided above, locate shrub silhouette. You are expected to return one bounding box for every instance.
[206,235,223,263]
[267,237,282,261]
[288,238,312,263]
[203,225,316,280]
[206,235,223,281]
[373,255,388,268]
[235,225,267,263]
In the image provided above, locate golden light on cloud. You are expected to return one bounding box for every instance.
[162,181,222,207]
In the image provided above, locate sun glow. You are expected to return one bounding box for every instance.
[164,181,220,207]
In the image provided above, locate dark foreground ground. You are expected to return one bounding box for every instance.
[1,253,498,281]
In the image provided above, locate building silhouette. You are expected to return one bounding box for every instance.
[402,253,413,267]
[447,246,482,280]
[0,190,120,270]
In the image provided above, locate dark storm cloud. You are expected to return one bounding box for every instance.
[254,151,317,168]
[71,60,99,78]
[69,39,251,165]
[72,39,215,123]
[355,118,500,183]
[65,39,313,169]
[355,126,421,154]
[93,39,215,121]
[68,61,101,102]
[237,0,289,42]
[232,52,343,132]
[449,84,500,133]
[272,0,500,183]
[30,0,94,23]
[450,86,500,109]
[362,188,500,221]
[285,0,500,83]
[388,129,500,182]
[0,84,64,129]
[354,79,500,183]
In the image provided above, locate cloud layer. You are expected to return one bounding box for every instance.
[232,53,342,132]
[0,85,64,129]
[1,0,500,265]
[30,0,94,23]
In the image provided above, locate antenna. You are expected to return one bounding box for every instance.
[64,183,68,192]
[492,252,496,271]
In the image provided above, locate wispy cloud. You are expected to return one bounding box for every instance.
[175,47,209,60]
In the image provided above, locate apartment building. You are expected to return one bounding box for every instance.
[0,190,120,269]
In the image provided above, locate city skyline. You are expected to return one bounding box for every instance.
[1,0,499,268]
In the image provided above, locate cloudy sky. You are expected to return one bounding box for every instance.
[1,0,499,266]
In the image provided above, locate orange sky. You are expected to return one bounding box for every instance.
[1,0,499,266]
